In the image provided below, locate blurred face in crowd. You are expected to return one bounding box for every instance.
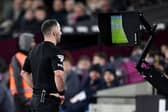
[87,0,99,4]
[131,47,143,57]
[53,0,64,11]
[34,9,46,21]
[153,54,164,71]
[14,0,23,10]
[89,71,100,81]
[161,45,168,54]
[63,60,72,73]
[93,56,106,66]
[23,0,33,10]
[104,71,115,83]
[32,0,44,10]
[78,59,91,70]
[74,3,86,17]
[24,9,34,21]
[65,0,74,12]
[86,0,100,11]
[145,53,154,64]
[99,0,110,13]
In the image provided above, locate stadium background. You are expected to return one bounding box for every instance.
[0,0,168,112]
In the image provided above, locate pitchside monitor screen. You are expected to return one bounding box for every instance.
[98,12,141,46]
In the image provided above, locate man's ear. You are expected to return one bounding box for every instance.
[52,32,55,36]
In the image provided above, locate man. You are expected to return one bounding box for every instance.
[62,58,80,112]
[92,52,112,71]
[76,55,91,86]
[21,19,65,112]
[84,64,105,97]
[9,33,35,112]
[103,68,119,89]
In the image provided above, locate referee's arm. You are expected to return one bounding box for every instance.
[51,54,65,93]
[50,54,65,104]
[54,70,64,92]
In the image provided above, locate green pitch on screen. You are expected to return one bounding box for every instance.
[111,15,128,44]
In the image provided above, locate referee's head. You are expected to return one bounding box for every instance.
[41,19,62,44]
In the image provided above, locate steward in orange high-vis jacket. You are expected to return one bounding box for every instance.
[9,33,36,112]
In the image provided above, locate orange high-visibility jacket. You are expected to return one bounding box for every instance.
[9,52,32,99]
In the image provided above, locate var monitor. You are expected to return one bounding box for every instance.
[98,12,141,46]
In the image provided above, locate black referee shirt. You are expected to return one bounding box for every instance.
[23,41,64,93]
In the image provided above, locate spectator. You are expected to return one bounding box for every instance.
[153,52,165,71]
[65,0,75,25]
[131,46,143,61]
[86,0,100,13]
[23,0,33,11]
[77,55,91,71]
[97,0,112,13]
[160,45,168,71]
[18,9,36,33]
[93,52,112,71]
[5,0,24,21]
[1,0,24,36]
[76,55,91,86]
[76,64,104,112]
[65,0,75,13]
[50,0,67,25]
[62,58,81,112]
[83,64,104,99]
[32,0,45,10]
[103,68,119,89]
[93,52,107,66]
[161,44,168,57]
[69,2,90,25]
[34,6,47,32]
[0,58,15,112]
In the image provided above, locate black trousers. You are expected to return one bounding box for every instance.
[14,95,30,112]
[30,95,60,112]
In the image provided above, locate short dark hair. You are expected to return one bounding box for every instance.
[35,6,46,12]
[78,55,90,61]
[94,52,107,60]
[89,64,102,74]
[41,19,58,35]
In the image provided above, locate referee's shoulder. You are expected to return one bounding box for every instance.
[50,46,63,55]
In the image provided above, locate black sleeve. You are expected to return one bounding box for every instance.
[23,55,31,73]
[51,53,64,71]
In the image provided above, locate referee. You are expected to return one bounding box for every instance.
[21,19,65,112]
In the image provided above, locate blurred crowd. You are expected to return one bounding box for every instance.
[0,32,168,112]
[0,0,167,37]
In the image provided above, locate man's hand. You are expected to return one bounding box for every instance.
[50,93,65,104]
[21,70,33,88]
